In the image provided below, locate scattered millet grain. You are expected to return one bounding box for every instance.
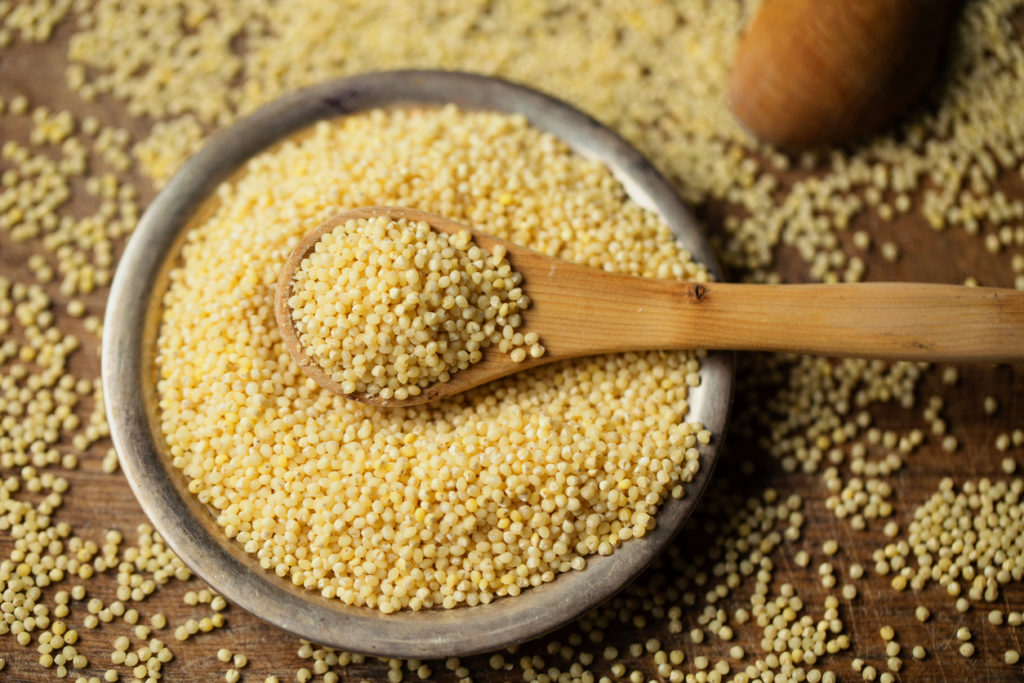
[881,477,1024,604]
[880,242,900,262]
[288,214,540,399]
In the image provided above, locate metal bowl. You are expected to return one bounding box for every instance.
[102,70,735,659]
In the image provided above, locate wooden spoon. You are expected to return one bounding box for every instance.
[728,0,962,149]
[276,207,1024,408]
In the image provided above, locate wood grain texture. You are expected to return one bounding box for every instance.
[2,19,1024,683]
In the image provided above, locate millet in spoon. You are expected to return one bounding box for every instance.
[276,206,544,407]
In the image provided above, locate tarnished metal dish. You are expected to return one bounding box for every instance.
[102,70,735,659]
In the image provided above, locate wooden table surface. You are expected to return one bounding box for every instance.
[2,7,1024,683]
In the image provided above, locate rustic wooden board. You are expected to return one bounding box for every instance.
[1,15,1023,683]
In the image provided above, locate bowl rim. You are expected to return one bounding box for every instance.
[102,69,735,659]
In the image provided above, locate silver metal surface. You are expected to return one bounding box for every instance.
[102,70,736,659]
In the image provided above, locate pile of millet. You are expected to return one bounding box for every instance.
[288,215,541,400]
[156,106,711,612]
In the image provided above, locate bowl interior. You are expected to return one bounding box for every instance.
[102,70,735,659]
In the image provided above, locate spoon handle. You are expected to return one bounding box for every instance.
[516,244,1024,365]
[658,281,1024,363]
